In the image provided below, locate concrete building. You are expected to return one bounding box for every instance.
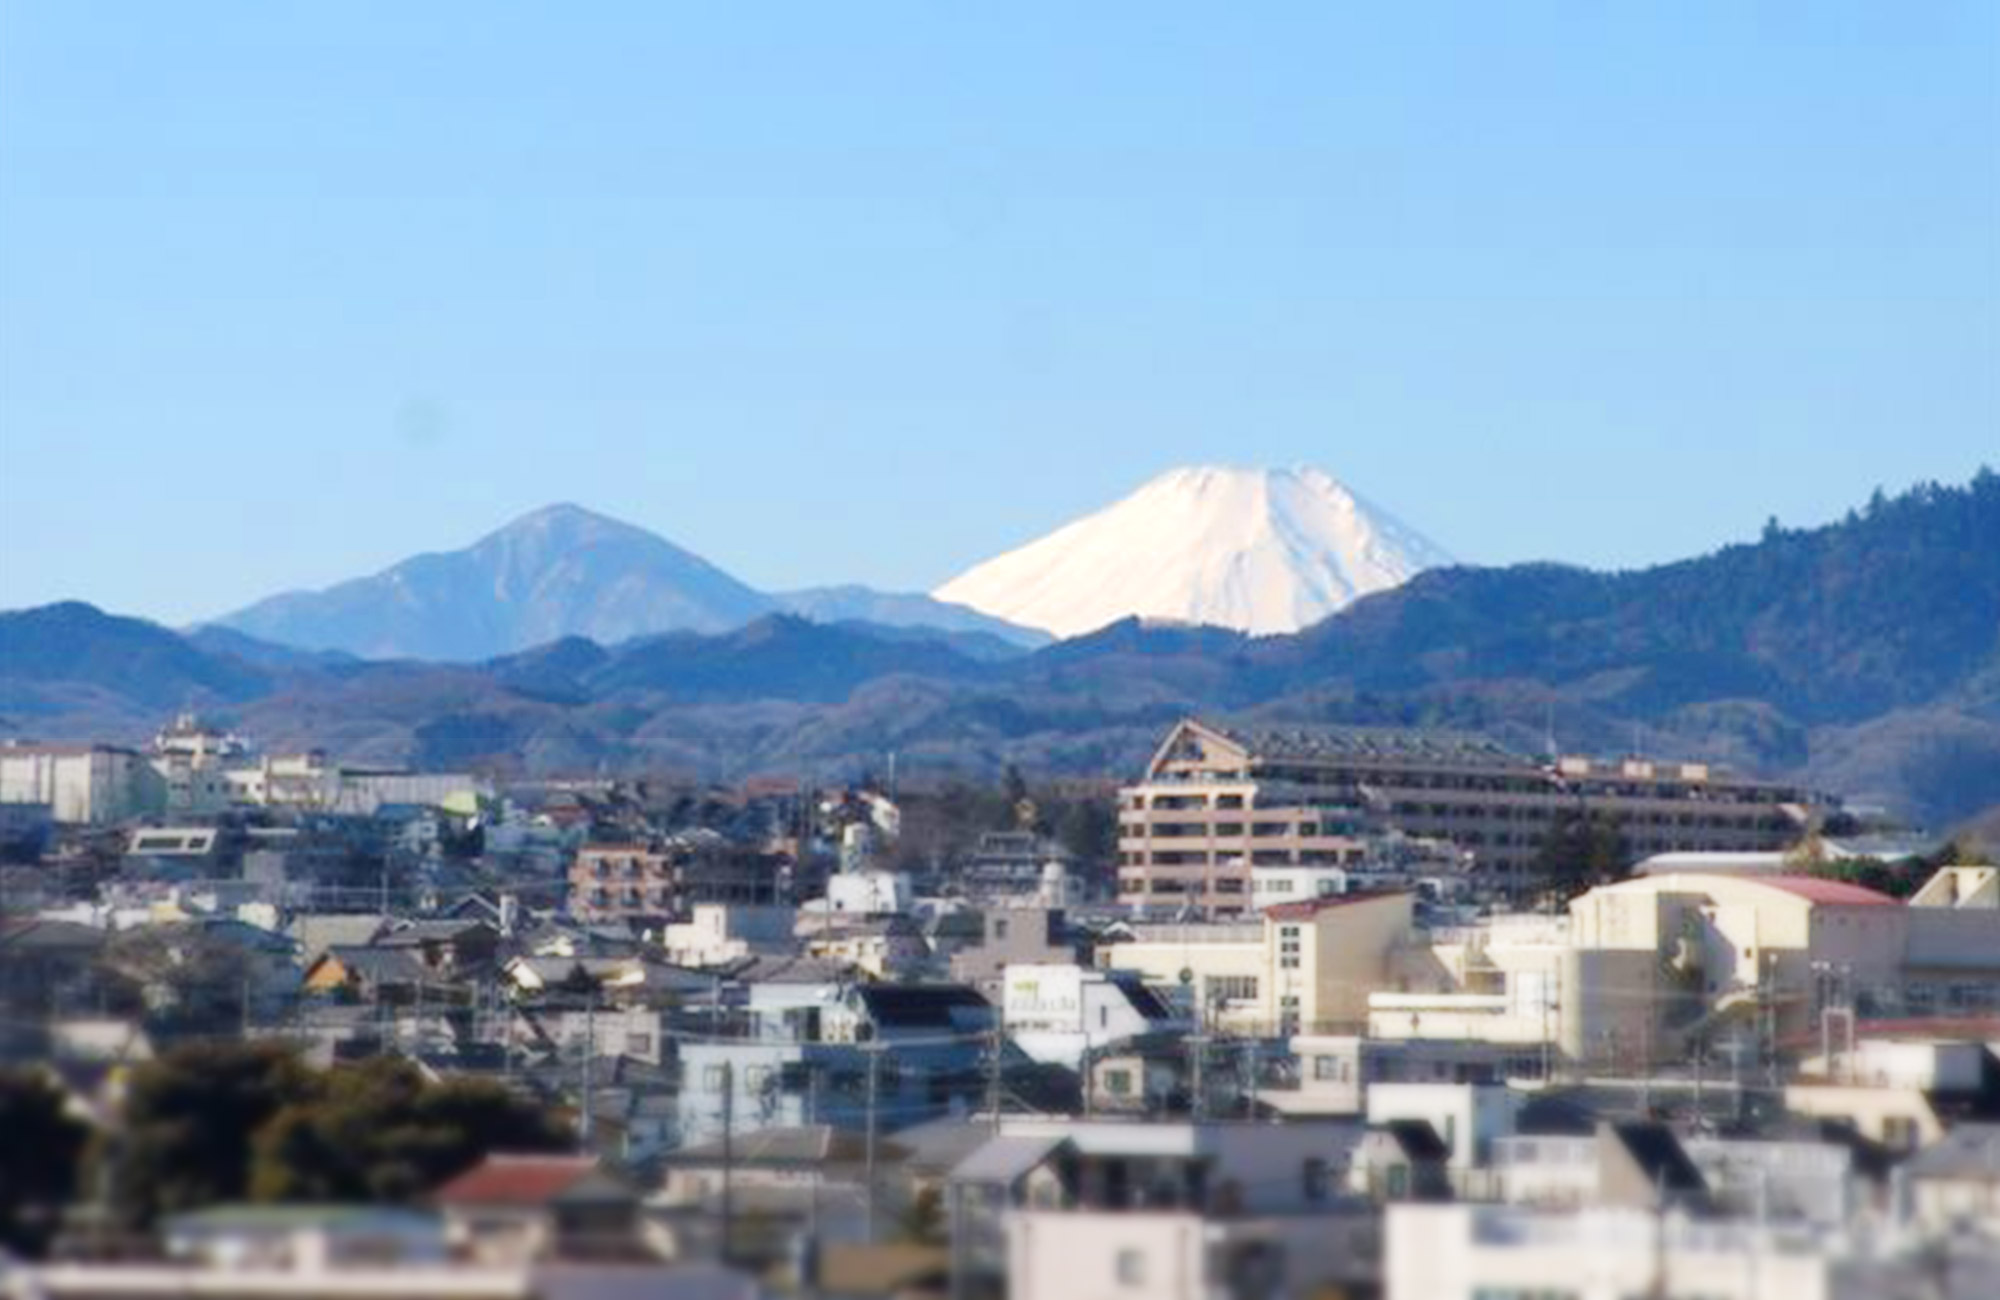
[0,742,165,825]
[1560,870,2000,1071]
[660,903,796,969]
[946,1118,1376,1300]
[1274,1034,1538,1116]
[948,905,1074,1000]
[1369,911,1568,1050]
[1099,891,1413,1036]
[955,830,1077,902]
[1118,718,1822,910]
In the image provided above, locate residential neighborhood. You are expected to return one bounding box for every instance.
[4,712,1998,1298]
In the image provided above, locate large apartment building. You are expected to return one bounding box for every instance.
[1117,718,1821,914]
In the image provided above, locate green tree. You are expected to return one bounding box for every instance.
[0,1069,90,1257]
[115,1042,310,1228]
[1534,809,1630,901]
[251,1058,566,1204]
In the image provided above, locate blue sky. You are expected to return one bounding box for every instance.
[2,3,1994,624]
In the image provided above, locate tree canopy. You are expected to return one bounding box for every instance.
[111,1044,565,1228]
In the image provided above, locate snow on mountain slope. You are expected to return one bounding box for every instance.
[932,466,1453,638]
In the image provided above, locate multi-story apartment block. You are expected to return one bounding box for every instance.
[1118,718,1821,912]
[569,834,783,924]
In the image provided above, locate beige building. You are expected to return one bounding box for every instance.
[1561,868,2000,1071]
[0,742,165,824]
[1118,718,1820,912]
[1098,890,1413,1035]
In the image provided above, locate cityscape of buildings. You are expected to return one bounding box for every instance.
[2,710,1997,1298]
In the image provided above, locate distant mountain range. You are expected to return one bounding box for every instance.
[215,503,1046,661]
[206,464,1443,658]
[4,471,1996,829]
[935,465,1452,636]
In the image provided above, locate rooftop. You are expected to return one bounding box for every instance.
[431,1155,616,1207]
[1209,720,1533,769]
[1262,888,1411,921]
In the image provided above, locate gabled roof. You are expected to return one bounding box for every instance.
[288,914,392,961]
[314,945,428,985]
[431,1154,627,1207]
[379,919,497,946]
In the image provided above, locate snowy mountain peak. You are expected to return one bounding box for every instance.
[932,465,1452,638]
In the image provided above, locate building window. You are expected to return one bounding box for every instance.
[1313,1055,1341,1081]
[1205,976,1258,1004]
[703,1065,729,1092]
[1115,1249,1146,1286]
[1104,1068,1133,1097]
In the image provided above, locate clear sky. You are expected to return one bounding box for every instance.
[2,3,1994,624]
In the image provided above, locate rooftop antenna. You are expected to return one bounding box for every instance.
[1543,701,1557,762]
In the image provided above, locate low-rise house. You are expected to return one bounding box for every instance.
[661,903,796,969]
[656,1125,891,1266]
[798,914,929,980]
[303,944,436,1005]
[952,1117,1376,1300]
[674,982,996,1150]
[1001,962,1184,1072]
[432,1154,647,1265]
[377,918,501,978]
[1271,1033,1539,1116]
[285,913,392,968]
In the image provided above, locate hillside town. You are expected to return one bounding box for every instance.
[3,708,1997,1300]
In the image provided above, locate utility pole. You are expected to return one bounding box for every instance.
[805,1065,822,1278]
[863,1041,881,1244]
[988,1021,1004,1131]
[578,998,595,1153]
[720,1059,735,1265]
[1188,1030,1206,1121]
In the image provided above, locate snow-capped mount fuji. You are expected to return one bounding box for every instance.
[932,465,1454,637]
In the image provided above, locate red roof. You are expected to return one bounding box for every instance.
[432,1155,601,1206]
[1758,875,1898,907]
[1262,889,1411,921]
